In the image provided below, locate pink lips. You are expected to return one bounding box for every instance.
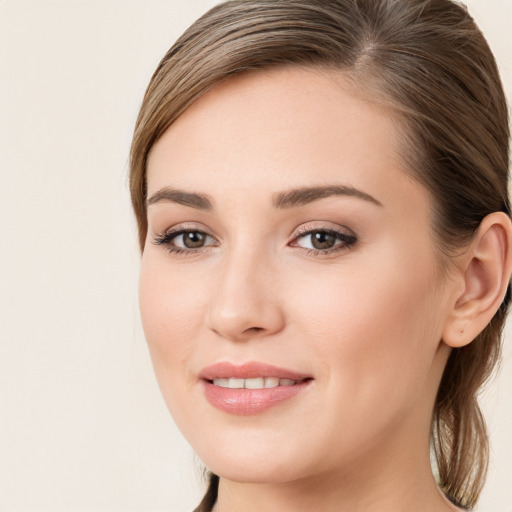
[199,362,313,415]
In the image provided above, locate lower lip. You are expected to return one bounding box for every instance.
[202,380,311,415]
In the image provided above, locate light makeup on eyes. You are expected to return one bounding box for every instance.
[152,223,357,257]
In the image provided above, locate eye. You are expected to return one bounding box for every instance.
[173,231,212,249]
[291,227,357,254]
[153,228,218,254]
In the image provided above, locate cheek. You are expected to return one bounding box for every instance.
[138,257,205,396]
[288,250,445,416]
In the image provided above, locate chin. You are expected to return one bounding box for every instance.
[193,432,322,485]
[207,457,302,484]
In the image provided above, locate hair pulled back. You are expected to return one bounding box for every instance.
[129,1,511,509]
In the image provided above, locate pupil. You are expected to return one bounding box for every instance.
[312,232,335,250]
[184,231,205,248]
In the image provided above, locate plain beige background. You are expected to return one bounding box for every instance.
[0,1,510,511]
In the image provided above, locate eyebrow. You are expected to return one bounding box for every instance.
[146,184,382,211]
[146,187,213,210]
[272,185,383,209]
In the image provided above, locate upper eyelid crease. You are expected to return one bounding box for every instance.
[146,184,382,211]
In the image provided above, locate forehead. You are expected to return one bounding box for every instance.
[147,66,422,210]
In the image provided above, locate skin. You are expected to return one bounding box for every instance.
[139,67,511,511]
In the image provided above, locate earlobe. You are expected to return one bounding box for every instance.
[443,212,512,348]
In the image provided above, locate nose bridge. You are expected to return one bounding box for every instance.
[206,235,284,340]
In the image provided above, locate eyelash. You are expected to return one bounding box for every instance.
[152,225,357,257]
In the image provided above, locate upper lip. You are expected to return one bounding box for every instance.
[199,361,312,381]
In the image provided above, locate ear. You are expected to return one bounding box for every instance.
[443,212,512,348]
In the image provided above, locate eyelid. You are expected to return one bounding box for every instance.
[291,222,356,239]
[153,222,217,240]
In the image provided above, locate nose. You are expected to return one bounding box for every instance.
[206,248,286,341]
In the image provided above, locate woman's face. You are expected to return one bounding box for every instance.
[140,67,455,483]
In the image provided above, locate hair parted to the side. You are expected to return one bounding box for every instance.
[130,0,511,510]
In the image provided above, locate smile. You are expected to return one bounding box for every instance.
[200,362,313,415]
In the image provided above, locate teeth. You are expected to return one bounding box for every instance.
[228,378,245,389]
[264,377,280,388]
[212,377,298,389]
[245,377,264,389]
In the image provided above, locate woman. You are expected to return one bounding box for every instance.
[129,1,512,511]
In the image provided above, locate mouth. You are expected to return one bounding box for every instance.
[199,362,313,415]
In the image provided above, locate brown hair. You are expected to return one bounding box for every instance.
[129,1,510,509]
